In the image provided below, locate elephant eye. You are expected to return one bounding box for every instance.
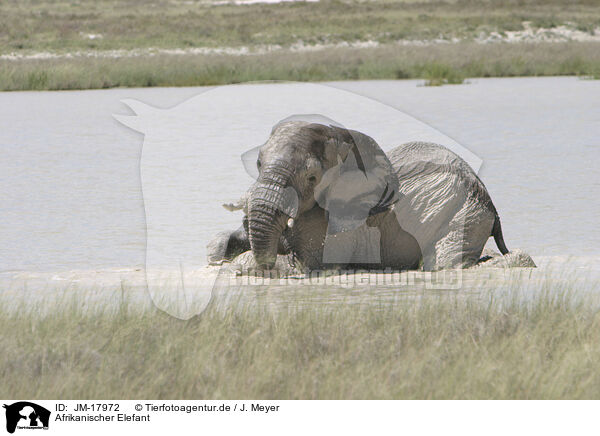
[257,159,262,170]
[308,175,317,183]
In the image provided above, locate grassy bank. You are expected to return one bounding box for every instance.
[2,41,600,91]
[1,0,600,90]
[2,0,600,53]
[2,284,600,399]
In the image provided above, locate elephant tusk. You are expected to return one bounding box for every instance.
[223,203,243,212]
[287,218,295,228]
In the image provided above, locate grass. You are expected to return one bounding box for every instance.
[1,0,600,90]
[419,62,467,86]
[2,278,600,399]
[1,0,599,53]
[2,42,600,91]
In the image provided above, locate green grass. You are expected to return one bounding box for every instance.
[1,0,599,53]
[2,42,600,91]
[419,62,467,86]
[1,0,600,90]
[2,279,600,399]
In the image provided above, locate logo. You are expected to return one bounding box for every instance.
[3,402,50,434]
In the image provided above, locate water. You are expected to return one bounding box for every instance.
[1,78,599,314]
[332,78,600,258]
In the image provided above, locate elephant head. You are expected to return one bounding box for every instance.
[246,119,399,269]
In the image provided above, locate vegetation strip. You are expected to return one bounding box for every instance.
[2,0,600,90]
[2,42,600,91]
[2,286,599,399]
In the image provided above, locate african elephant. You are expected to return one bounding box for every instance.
[208,121,510,271]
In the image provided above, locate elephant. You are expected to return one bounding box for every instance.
[476,248,536,268]
[388,141,509,269]
[207,120,512,271]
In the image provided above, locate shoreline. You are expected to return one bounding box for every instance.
[3,0,600,91]
[2,255,597,300]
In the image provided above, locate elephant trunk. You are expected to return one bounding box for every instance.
[247,165,297,269]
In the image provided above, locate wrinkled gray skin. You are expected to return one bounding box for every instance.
[208,121,516,271]
[388,141,510,269]
[476,248,536,268]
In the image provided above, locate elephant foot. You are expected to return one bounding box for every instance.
[207,231,232,265]
[231,251,302,277]
[475,248,536,268]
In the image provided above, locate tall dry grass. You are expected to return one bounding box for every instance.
[2,278,600,399]
[1,0,598,53]
[2,0,600,90]
[2,42,600,91]
[0,0,600,53]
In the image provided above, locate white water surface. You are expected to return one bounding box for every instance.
[1,77,599,312]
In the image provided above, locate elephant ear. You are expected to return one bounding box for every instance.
[315,124,400,217]
[241,144,261,180]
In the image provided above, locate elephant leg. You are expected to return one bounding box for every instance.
[206,225,250,265]
[431,204,495,269]
[432,229,467,269]
[375,211,422,270]
[208,217,293,266]
[281,206,328,270]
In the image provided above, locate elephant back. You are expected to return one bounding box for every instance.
[387,141,497,241]
[389,141,494,209]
